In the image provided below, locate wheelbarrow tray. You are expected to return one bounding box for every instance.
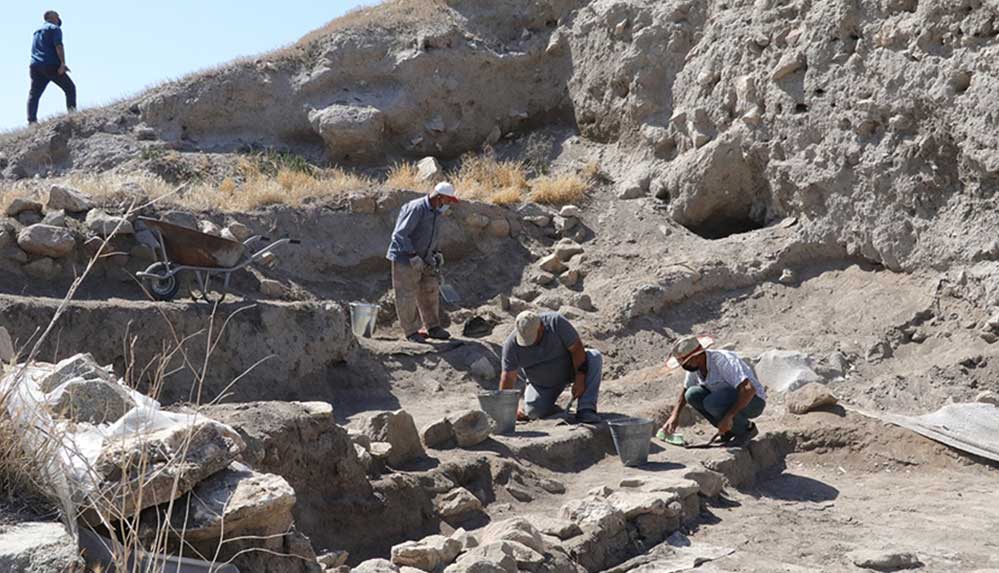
[139,217,245,268]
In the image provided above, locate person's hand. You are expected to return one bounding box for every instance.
[718,415,734,435]
[572,374,585,399]
[409,255,425,273]
[58,64,69,75]
[662,415,678,435]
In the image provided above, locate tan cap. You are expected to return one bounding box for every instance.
[666,335,715,370]
[515,310,542,346]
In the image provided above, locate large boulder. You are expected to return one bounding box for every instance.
[355,558,401,573]
[436,487,483,520]
[16,224,75,258]
[447,409,494,448]
[144,462,295,543]
[309,104,385,161]
[0,522,83,573]
[444,542,518,573]
[786,383,839,414]
[390,534,462,571]
[47,185,93,213]
[351,410,426,468]
[5,197,42,217]
[91,418,245,518]
[480,517,546,554]
[38,353,115,392]
[421,417,455,449]
[85,209,134,236]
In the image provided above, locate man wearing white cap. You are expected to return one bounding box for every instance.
[661,335,767,446]
[386,182,460,343]
[498,310,602,424]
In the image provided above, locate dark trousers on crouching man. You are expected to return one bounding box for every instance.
[391,260,441,337]
[685,385,765,436]
[524,349,603,418]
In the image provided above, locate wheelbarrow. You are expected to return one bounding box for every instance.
[135,216,299,302]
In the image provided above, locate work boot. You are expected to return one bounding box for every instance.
[575,409,601,424]
[406,332,428,344]
[425,326,451,340]
[728,422,759,447]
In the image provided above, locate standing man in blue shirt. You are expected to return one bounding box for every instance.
[28,10,77,125]
[386,182,460,343]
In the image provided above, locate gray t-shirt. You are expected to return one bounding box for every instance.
[501,312,580,388]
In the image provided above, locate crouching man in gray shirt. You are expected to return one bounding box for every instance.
[498,310,602,424]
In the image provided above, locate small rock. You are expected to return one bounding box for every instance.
[220,227,237,242]
[487,218,511,238]
[226,221,253,241]
[350,410,425,468]
[558,269,580,288]
[391,534,461,571]
[976,391,999,406]
[850,550,922,571]
[198,220,222,237]
[450,528,479,550]
[682,469,725,497]
[571,293,595,311]
[523,215,551,227]
[786,383,838,414]
[538,254,567,274]
[444,542,516,573]
[369,441,393,461]
[480,517,545,554]
[448,409,494,447]
[617,180,646,200]
[437,487,483,520]
[41,210,66,227]
[86,209,134,236]
[417,157,442,181]
[17,224,75,258]
[553,240,584,262]
[553,215,577,233]
[778,269,797,285]
[534,271,557,286]
[317,550,349,568]
[23,257,60,279]
[559,205,580,218]
[772,50,805,81]
[134,125,157,140]
[620,478,645,488]
[259,278,286,298]
[5,197,43,217]
[866,340,894,362]
[353,558,400,573]
[349,193,377,214]
[17,211,43,226]
[47,185,93,213]
[507,485,533,502]
[534,517,581,540]
[469,356,496,380]
[980,331,997,344]
[421,418,455,449]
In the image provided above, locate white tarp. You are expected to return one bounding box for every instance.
[880,402,999,462]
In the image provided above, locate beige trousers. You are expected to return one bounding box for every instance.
[392,260,441,336]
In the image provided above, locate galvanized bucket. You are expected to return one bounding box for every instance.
[477,390,520,435]
[349,302,379,338]
[608,417,655,466]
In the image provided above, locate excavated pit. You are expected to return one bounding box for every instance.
[680,212,768,240]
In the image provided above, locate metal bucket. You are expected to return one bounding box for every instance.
[478,390,520,435]
[608,417,655,467]
[349,302,379,338]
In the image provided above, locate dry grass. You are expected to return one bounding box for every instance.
[528,174,590,205]
[452,152,530,205]
[385,162,434,194]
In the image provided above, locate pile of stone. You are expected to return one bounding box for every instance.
[345,517,580,573]
[0,353,317,573]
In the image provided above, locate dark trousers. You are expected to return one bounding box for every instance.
[685,385,765,436]
[28,65,76,123]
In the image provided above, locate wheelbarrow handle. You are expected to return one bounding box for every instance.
[259,237,301,244]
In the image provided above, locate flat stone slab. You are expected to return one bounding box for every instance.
[490,418,614,471]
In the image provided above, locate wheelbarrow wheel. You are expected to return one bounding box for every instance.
[144,263,180,301]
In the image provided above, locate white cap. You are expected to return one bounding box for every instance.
[431,181,458,201]
[515,310,542,346]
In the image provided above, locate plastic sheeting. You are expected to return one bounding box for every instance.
[880,402,999,462]
[0,358,219,532]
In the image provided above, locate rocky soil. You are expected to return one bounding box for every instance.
[4,1,999,572]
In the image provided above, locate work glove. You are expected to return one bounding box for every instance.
[431,251,445,269]
[409,256,425,273]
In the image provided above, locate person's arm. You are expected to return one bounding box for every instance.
[662,384,687,434]
[499,370,518,390]
[567,339,586,399]
[54,29,68,74]
[391,206,420,257]
[718,380,757,434]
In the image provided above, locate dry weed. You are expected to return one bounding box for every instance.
[452,151,529,205]
[385,163,434,194]
[528,174,589,205]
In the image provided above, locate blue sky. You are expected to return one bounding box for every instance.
[1,1,372,130]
